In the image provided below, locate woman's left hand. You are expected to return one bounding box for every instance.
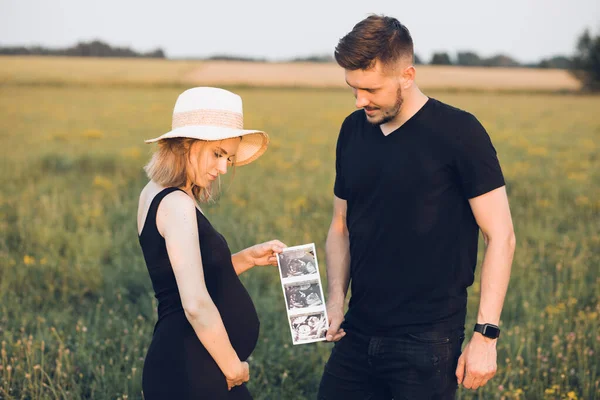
[246,240,287,267]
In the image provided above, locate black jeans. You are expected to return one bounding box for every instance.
[318,327,465,400]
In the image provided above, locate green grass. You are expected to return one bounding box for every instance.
[0,86,599,399]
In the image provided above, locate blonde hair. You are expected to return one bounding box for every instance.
[144,138,225,203]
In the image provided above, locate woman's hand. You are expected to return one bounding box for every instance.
[225,361,250,390]
[232,240,287,274]
[246,240,287,267]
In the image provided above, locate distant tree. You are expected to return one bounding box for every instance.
[289,54,334,63]
[144,49,166,58]
[64,40,136,57]
[0,46,29,55]
[482,54,520,67]
[207,54,267,62]
[430,52,452,65]
[456,51,482,66]
[414,53,423,65]
[538,55,572,69]
[571,28,600,91]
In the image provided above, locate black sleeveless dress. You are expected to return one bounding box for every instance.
[139,187,260,399]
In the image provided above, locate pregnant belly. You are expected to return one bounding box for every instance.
[213,280,260,361]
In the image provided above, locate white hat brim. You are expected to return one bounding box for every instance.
[145,126,269,166]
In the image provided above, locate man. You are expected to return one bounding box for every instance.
[318,15,516,399]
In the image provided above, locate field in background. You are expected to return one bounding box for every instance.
[0,56,582,91]
[0,59,598,399]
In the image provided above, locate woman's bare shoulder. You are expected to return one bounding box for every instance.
[156,189,196,229]
[156,190,197,237]
[139,181,163,206]
[159,188,194,209]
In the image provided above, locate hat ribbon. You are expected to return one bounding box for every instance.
[172,109,244,130]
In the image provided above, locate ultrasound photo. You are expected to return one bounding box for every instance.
[277,244,318,279]
[276,243,329,345]
[284,280,324,311]
[289,312,328,344]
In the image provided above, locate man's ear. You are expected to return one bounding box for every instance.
[401,65,416,90]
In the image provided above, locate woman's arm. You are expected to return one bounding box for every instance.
[156,191,248,389]
[231,240,286,275]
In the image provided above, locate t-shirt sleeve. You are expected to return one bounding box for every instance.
[453,113,505,199]
[333,118,349,200]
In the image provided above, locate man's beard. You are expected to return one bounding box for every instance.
[367,86,403,126]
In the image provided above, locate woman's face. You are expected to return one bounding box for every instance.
[186,138,241,188]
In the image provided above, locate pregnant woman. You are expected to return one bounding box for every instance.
[137,87,285,399]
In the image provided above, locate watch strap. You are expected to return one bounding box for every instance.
[474,323,500,339]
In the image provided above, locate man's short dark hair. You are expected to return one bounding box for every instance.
[335,14,414,70]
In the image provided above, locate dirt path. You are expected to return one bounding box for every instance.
[183,61,581,91]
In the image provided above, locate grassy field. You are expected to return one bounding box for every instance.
[0,67,599,399]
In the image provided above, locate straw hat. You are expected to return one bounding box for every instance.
[145,87,269,166]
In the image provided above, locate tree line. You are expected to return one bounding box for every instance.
[420,52,572,69]
[0,39,575,68]
[223,52,571,69]
[0,40,165,58]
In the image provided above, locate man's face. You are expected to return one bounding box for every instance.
[345,60,404,126]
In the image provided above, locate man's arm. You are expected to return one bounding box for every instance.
[324,195,351,342]
[456,186,516,390]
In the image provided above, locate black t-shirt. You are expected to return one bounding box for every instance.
[334,98,505,336]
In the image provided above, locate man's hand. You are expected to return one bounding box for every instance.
[456,333,498,390]
[325,302,346,342]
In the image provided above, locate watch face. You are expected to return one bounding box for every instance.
[483,325,500,338]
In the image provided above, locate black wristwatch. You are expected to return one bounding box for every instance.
[474,323,501,339]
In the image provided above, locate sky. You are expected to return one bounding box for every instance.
[1,0,598,64]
